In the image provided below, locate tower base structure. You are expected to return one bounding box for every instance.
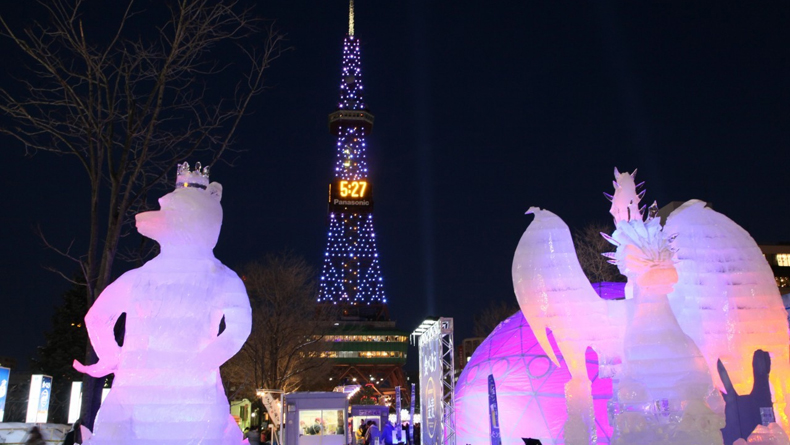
[315,319,408,402]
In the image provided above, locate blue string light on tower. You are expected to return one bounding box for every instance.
[318,0,388,320]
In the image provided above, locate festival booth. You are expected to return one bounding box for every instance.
[283,392,348,445]
[349,405,389,443]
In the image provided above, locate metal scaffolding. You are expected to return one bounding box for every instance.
[413,317,456,445]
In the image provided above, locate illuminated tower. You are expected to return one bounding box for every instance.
[318,0,387,321]
[315,1,408,400]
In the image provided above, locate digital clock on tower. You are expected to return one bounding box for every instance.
[329,180,374,213]
[338,180,367,198]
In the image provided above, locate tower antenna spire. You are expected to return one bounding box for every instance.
[348,0,355,36]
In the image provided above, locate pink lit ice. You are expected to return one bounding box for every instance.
[666,199,790,431]
[511,167,790,444]
[513,207,625,444]
[74,163,251,445]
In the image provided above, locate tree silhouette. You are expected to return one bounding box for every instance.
[573,222,625,284]
[31,279,88,424]
[221,252,334,404]
[0,0,285,428]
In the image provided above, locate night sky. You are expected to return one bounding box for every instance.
[1,1,788,370]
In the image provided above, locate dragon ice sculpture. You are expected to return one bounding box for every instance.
[513,168,790,444]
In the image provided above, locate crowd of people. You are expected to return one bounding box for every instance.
[23,415,420,445]
[356,419,416,445]
[298,417,345,436]
[243,425,276,445]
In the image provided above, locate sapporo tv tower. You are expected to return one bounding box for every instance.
[318,0,386,320]
[315,0,408,397]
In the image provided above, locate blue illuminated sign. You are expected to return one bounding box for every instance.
[0,367,9,422]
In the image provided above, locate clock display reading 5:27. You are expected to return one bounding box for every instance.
[338,180,368,198]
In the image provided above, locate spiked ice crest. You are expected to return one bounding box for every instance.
[601,169,677,279]
[604,167,646,223]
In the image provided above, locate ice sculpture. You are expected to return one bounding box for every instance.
[607,197,725,444]
[605,168,645,226]
[665,200,790,430]
[513,207,625,444]
[734,424,790,445]
[455,308,615,444]
[513,168,790,444]
[73,162,252,445]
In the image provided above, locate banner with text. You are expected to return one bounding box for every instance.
[260,391,281,426]
[419,322,442,445]
[26,374,52,423]
[488,375,502,445]
[0,367,9,422]
[409,383,416,444]
[396,386,402,442]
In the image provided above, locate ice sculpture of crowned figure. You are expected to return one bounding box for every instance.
[73,162,252,445]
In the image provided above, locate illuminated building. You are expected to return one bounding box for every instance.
[760,245,790,292]
[316,0,407,399]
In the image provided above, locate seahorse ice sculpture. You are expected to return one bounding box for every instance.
[74,162,252,445]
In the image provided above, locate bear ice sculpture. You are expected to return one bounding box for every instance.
[74,162,252,445]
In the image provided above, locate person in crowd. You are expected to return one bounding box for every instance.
[364,420,380,445]
[310,417,323,435]
[382,420,394,445]
[246,426,261,445]
[62,420,81,445]
[356,421,368,445]
[261,428,271,445]
[25,426,45,445]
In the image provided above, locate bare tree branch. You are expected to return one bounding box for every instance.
[35,225,83,266]
[573,222,626,284]
[43,266,85,286]
[473,300,520,338]
[221,253,335,400]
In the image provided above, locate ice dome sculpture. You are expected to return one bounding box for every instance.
[455,309,614,445]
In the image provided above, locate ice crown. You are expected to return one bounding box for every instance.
[176,161,210,190]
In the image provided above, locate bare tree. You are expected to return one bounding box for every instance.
[0,0,285,428]
[221,253,334,402]
[473,300,520,338]
[573,222,625,284]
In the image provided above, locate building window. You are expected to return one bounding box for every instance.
[319,351,404,359]
[777,277,789,288]
[299,409,345,437]
[320,335,407,343]
[777,254,790,267]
